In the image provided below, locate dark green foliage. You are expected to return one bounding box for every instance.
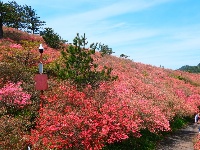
[4,1,24,29]
[41,27,66,49]
[170,116,188,132]
[103,130,161,150]
[0,1,45,38]
[172,74,200,87]
[98,43,114,56]
[0,1,5,38]
[103,116,191,150]
[56,33,117,89]
[22,5,46,34]
[0,62,34,85]
[178,63,200,73]
[0,1,19,29]
[1,1,26,30]
[120,54,129,58]
[0,1,11,39]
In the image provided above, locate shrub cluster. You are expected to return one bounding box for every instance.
[56,33,117,89]
[1,29,200,149]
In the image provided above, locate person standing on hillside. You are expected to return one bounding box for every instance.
[195,113,200,133]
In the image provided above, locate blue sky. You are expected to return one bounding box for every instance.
[2,0,200,70]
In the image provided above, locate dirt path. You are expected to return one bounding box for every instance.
[156,123,198,150]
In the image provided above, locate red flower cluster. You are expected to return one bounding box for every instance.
[27,82,171,149]
[0,82,31,107]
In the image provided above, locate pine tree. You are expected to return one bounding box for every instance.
[57,33,117,90]
[3,1,24,30]
[22,5,45,34]
[0,1,46,38]
[0,1,9,39]
[0,7,3,39]
[41,27,66,49]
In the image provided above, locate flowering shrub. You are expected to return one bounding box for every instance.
[0,82,31,108]
[26,55,200,150]
[97,55,200,118]
[0,81,32,149]
[3,26,43,43]
[1,28,200,149]
[0,115,31,149]
[1,27,60,68]
[27,81,171,149]
[9,43,22,49]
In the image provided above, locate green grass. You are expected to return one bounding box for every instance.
[103,116,192,150]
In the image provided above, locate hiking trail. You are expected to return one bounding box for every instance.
[156,123,198,150]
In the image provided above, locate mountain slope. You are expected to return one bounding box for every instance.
[1,27,200,149]
[178,63,200,73]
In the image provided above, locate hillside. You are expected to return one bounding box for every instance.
[178,63,200,73]
[1,27,200,149]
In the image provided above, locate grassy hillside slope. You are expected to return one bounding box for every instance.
[1,27,200,149]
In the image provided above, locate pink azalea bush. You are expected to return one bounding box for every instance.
[97,55,200,118]
[3,26,43,43]
[0,82,31,108]
[27,81,170,149]
[26,55,200,149]
[1,28,200,149]
[0,115,31,149]
[9,43,22,49]
[27,83,141,149]
[1,27,60,68]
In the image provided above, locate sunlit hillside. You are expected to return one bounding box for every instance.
[1,27,200,149]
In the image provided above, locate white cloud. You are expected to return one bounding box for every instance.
[3,0,199,69]
[46,0,174,39]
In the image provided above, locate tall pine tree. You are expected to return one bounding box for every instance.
[0,7,3,39]
[22,5,45,34]
[0,1,9,39]
[0,1,45,38]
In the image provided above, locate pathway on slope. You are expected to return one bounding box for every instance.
[156,123,198,150]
